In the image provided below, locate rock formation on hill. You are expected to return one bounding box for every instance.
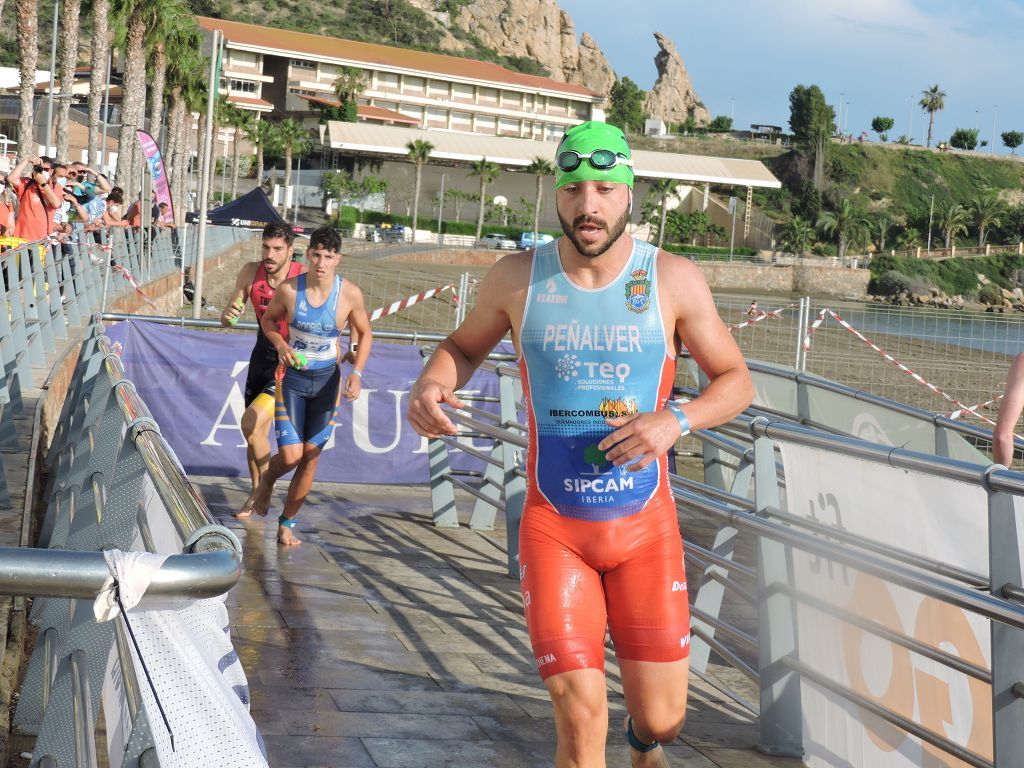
[408,0,707,116]
[441,0,615,97]
[644,32,711,125]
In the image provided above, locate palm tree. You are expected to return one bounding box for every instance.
[112,0,152,197]
[146,1,193,149]
[781,216,814,258]
[970,189,1006,247]
[55,0,82,162]
[873,212,893,254]
[816,199,868,263]
[469,157,500,240]
[650,178,678,249]
[939,203,968,249]
[275,118,311,211]
[250,118,278,192]
[231,109,257,200]
[406,139,434,240]
[15,0,39,158]
[86,0,110,167]
[332,67,364,122]
[920,85,946,149]
[524,156,555,249]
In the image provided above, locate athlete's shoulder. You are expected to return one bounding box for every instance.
[239,261,260,280]
[655,247,707,284]
[485,249,534,286]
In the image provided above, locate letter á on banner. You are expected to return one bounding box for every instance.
[200,363,249,448]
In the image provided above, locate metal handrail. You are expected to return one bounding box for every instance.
[0,548,240,600]
[675,483,1024,630]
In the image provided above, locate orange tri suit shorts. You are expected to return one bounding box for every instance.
[518,488,691,680]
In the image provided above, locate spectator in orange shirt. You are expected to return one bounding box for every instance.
[7,155,61,243]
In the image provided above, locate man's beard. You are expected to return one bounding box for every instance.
[557,209,629,258]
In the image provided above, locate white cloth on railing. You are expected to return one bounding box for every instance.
[93,549,170,622]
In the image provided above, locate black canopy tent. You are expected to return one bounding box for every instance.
[186,188,306,234]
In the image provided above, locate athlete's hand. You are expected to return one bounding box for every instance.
[276,344,298,368]
[221,296,244,327]
[407,378,465,438]
[598,410,682,471]
[343,372,361,401]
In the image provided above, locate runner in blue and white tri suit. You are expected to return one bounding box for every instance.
[237,226,372,547]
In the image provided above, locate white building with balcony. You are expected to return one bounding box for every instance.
[197,16,604,142]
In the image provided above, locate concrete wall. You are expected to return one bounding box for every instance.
[385,248,871,299]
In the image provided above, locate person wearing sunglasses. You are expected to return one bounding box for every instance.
[408,120,753,767]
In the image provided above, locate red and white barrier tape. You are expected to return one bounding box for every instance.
[368,283,458,322]
[113,264,157,310]
[803,308,998,426]
[948,395,1003,420]
[729,303,798,333]
[802,308,828,350]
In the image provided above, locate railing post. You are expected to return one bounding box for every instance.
[468,443,504,531]
[986,469,1024,766]
[427,437,459,528]
[42,242,68,341]
[498,369,525,579]
[751,416,803,757]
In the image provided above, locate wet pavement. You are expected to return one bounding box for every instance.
[197,477,801,768]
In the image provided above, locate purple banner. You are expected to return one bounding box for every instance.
[136,130,174,224]
[105,320,503,483]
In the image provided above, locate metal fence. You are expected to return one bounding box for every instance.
[716,295,1024,429]
[422,358,1024,767]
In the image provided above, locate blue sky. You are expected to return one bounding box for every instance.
[557,0,1024,151]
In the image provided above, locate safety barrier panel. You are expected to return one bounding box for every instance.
[0,225,253,507]
[7,318,243,767]
[423,352,1024,767]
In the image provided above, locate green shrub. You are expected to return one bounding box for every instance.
[978,284,1002,305]
[870,270,912,296]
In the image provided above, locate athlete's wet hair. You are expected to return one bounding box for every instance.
[262,221,295,246]
[308,226,341,254]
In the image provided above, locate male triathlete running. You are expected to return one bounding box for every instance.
[407,121,753,768]
[238,226,372,547]
[221,221,304,499]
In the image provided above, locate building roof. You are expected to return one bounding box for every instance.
[196,16,602,101]
[323,121,782,189]
[227,94,274,111]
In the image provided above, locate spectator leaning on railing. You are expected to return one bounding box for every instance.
[7,155,61,244]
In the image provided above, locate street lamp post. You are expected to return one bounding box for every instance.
[45,0,60,156]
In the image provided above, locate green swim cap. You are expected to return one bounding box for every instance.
[554,121,634,190]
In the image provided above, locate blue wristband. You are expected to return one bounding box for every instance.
[278,515,298,529]
[666,401,691,437]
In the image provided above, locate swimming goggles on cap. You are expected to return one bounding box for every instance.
[555,148,634,173]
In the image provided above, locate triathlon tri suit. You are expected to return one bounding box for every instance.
[274,274,343,449]
[243,261,304,409]
[517,238,690,680]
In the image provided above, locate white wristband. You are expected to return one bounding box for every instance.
[352,369,363,378]
[665,401,690,437]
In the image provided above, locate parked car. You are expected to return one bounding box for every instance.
[366,224,406,243]
[517,231,555,250]
[480,233,517,250]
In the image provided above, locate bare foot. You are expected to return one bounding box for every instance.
[277,524,301,547]
[235,479,273,519]
[625,717,671,768]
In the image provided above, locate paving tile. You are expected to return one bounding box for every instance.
[279,709,488,740]
[261,735,374,768]
[328,689,535,720]
[361,736,552,768]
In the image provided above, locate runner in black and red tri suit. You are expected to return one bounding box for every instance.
[221,221,305,501]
